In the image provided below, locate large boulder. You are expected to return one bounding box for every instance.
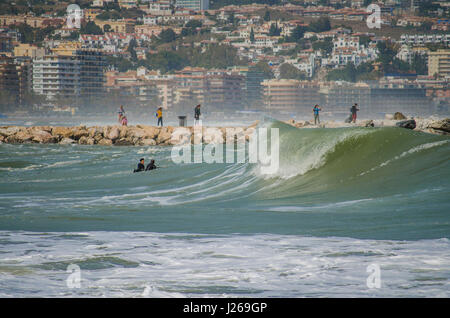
[78,136,95,145]
[32,130,57,144]
[126,127,146,140]
[88,126,103,139]
[0,126,21,137]
[142,126,160,139]
[59,137,76,145]
[107,126,120,141]
[71,127,89,140]
[114,138,134,146]
[396,119,416,130]
[394,112,407,120]
[52,127,74,139]
[139,138,157,146]
[359,119,375,128]
[7,130,33,143]
[285,119,296,126]
[97,138,113,146]
[119,126,128,139]
[428,118,450,133]
[156,127,172,144]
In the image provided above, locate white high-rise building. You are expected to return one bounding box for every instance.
[175,0,209,11]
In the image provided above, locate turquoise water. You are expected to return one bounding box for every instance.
[0,121,449,297]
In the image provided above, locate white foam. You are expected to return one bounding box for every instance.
[360,140,449,176]
[0,231,448,298]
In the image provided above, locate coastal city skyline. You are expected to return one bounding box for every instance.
[0,0,448,120]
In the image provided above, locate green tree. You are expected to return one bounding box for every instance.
[159,28,177,43]
[128,38,138,62]
[279,63,306,80]
[80,21,103,35]
[411,53,427,75]
[289,25,306,42]
[376,41,397,71]
[263,10,271,22]
[142,51,187,73]
[312,38,333,55]
[251,60,274,79]
[181,20,203,37]
[326,62,376,82]
[308,17,331,33]
[227,12,236,25]
[250,27,255,43]
[269,23,281,36]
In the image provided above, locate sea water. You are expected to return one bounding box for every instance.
[0,121,449,297]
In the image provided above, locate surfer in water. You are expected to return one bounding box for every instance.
[145,159,157,171]
[133,158,145,173]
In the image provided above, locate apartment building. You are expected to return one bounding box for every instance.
[205,72,245,108]
[32,55,81,101]
[400,34,450,47]
[0,15,45,28]
[94,19,135,33]
[369,80,431,115]
[261,79,322,112]
[0,55,19,102]
[32,45,105,102]
[428,49,450,78]
[320,80,432,116]
[319,82,370,115]
[175,0,209,11]
[261,79,303,110]
[13,43,45,59]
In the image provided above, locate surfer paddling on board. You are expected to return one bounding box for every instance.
[145,159,157,171]
[134,158,145,173]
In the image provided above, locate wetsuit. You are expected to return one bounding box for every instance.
[145,163,157,171]
[194,107,201,125]
[134,163,145,173]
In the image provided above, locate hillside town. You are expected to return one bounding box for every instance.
[0,0,449,121]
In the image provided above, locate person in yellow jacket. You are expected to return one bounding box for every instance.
[156,107,163,126]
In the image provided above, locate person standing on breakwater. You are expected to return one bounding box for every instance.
[121,115,128,126]
[156,107,163,127]
[350,103,359,123]
[194,104,201,126]
[313,104,321,125]
[134,158,145,173]
[118,105,125,124]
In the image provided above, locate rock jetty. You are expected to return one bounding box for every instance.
[0,124,258,146]
[0,117,448,146]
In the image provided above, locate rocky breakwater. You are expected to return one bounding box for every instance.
[283,117,450,135]
[0,124,258,146]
